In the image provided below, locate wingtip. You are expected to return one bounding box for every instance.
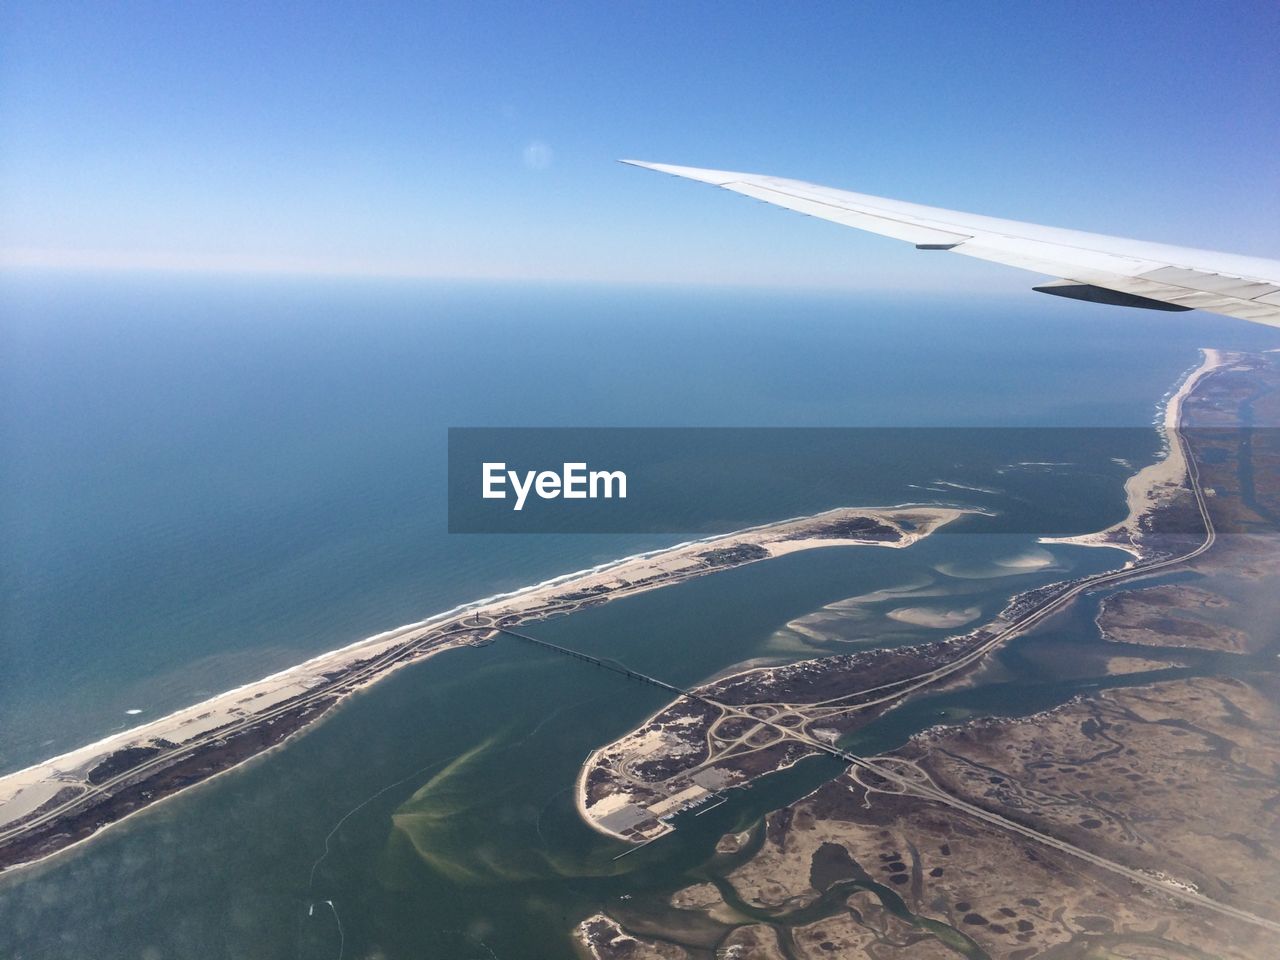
[618,159,673,173]
[616,160,745,185]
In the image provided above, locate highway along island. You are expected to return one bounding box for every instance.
[0,506,971,873]
[575,349,1280,960]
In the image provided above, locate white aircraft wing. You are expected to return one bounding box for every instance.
[622,160,1280,329]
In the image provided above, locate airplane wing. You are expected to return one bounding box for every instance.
[622,160,1280,329]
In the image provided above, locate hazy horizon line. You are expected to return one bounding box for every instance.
[0,245,1025,295]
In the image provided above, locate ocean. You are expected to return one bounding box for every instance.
[2,275,1278,957]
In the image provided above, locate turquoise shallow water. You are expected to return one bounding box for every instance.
[2,276,1279,956]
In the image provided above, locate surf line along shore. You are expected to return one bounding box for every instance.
[1040,347,1227,560]
[0,504,975,873]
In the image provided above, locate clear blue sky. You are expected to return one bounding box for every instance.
[2,1,1277,290]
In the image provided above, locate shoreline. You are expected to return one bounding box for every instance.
[1038,347,1226,561]
[576,349,1231,845]
[0,504,972,874]
[573,347,1280,958]
[0,504,954,790]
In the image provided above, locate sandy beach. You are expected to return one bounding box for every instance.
[0,504,970,869]
[1040,347,1226,561]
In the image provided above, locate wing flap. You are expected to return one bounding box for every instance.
[1137,266,1280,301]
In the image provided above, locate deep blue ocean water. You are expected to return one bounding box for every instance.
[3,275,1278,774]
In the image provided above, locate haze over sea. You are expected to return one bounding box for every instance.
[3,275,1277,774]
